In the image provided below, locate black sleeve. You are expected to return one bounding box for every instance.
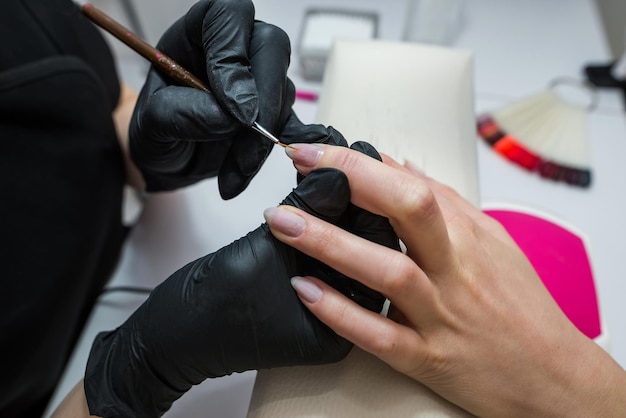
[0,1,127,417]
[0,0,121,109]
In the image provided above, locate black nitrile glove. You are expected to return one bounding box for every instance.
[130,0,345,199]
[84,142,399,418]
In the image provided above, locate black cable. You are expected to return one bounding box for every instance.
[98,285,153,297]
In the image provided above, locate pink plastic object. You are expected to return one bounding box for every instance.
[484,208,602,340]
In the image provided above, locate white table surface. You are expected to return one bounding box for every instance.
[46,0,626,416]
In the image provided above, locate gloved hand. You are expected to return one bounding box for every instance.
[129,0,345,199]
[84,142,400,418]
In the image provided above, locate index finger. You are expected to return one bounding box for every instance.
[287,143,453,274]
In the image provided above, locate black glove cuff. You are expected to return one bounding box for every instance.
[85,329,186,418]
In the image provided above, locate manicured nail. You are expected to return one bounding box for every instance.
[285,143,324,167]
[263,206,306,237]
[291,276,322,303]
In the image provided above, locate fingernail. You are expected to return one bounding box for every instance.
[285,143,324,167]
[291,276,322,303]
[263,207,306,237]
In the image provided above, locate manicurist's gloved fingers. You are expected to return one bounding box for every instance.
[129,0,293,195]
[216,20,295,199]
[279,112,349,147]
[130,0,356,198]
[155,0,258,125]
[132,70,238,142]
[128,0,260,193]
[129,74,236,191]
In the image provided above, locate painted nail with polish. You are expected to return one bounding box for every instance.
[285,143,324,167]
[291,276,323,303]
[263,207,306,237]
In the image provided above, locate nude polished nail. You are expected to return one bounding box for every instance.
[263,207,306,237]
[285,143,324,167]
[291,276,322,303]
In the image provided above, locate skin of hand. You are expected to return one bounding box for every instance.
[49,379,90,418]
[129,0,344,199]
[264,143,626,418]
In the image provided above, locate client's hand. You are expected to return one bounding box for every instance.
[130,0,345,199]
[84,142,399,418]
[264,143,626,418]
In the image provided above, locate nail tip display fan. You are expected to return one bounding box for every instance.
[477,84,594,188]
